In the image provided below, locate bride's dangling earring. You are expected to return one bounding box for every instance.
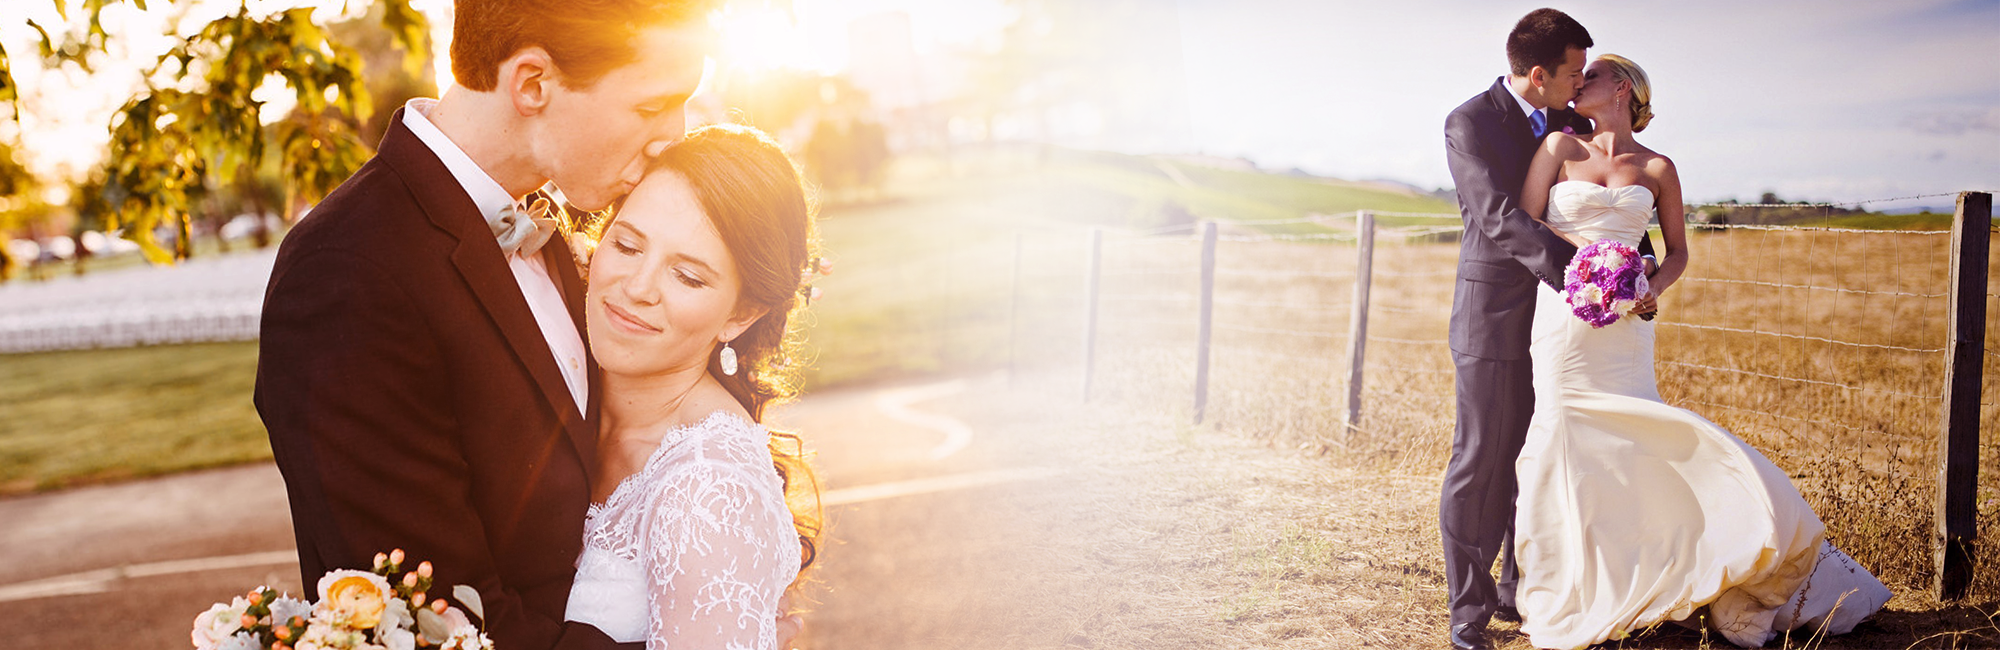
[719,341,739,376]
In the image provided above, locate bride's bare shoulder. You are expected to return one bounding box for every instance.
[1539,132,1591,159]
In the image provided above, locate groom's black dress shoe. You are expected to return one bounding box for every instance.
[1450,623,1494,650]
[1494,604,1521,623]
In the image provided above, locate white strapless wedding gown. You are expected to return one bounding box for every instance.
[1513,181,1890,649]
[565,411,800,650]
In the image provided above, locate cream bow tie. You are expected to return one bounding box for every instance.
[490,196,559,256]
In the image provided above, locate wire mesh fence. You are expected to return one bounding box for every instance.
[1017,193,1998,600]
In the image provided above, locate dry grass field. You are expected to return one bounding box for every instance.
[980,211,2000,645]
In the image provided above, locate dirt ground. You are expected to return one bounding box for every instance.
[3,373,1996,649]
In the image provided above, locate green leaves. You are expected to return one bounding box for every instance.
[379,0,432,78]
[94,2,385,262]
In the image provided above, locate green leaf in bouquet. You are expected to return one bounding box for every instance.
[453,584,485,622]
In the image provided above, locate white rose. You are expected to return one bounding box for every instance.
[192,599,249,649]
[1573,284,1604,306]
[1611,299,1636,315]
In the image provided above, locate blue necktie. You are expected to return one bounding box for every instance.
[1530,110,1547,138]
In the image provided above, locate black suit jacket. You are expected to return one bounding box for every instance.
[1443,78,1596,360]
[256,109,629,650]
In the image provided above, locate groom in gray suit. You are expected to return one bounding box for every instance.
[1439,8,1642,650]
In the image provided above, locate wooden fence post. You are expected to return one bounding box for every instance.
[1082,228,1103,401]
[1937,191,1992,600]
[1008,232,1024,387]
[1345,210,1377,432]
[1193,221,1217,424]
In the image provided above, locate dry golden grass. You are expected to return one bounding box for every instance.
[988,219,2000,647]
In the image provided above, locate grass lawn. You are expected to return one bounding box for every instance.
[0,341,267,493]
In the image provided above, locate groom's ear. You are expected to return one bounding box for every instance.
[499,47,559,117]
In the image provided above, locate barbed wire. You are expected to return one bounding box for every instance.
[1371,363,1455,376]
[1676,397,1882,437]
[1371,211,1463,218]
[1373,269,1457,278]
[1658,321,1943,354]
[1099,268,1193,277]
[1217,233,1356,243]
[1680,277,1947,299]
[1099,316,1193,330]
[1684,192,1970,209]
[1215,345,1342,365]
[1214,268,1355,280]
[1370,304,1444,315]
[1212,297,1352,313]
[1660,360,1940,401]
[1101,293,1195,303]
[1214,323,1344,338]
[1368,335,1450,346]
[1688,222,1952,235]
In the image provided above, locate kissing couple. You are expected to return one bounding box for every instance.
[1440,8,1893,650]
[256,1,815,649]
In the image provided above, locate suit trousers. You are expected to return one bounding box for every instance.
[1442,350,1535,627]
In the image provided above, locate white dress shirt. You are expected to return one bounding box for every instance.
[401,98,591,415]
[1505,77,1548,130]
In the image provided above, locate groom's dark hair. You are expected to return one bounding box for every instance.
[451,0,713,92]
[1507,8,1592,77]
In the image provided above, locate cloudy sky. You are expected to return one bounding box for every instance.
[1169,0,2000,209]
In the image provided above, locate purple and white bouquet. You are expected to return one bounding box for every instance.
[1563,240,1651,328]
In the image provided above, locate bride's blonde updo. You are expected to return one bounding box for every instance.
[1596,54,1654,132]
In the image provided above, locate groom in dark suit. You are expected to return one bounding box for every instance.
[1439,8,1651,650]
[256,2,724,648]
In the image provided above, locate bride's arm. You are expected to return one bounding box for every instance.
[1521,135,1593,248]
[642,460,795,650]
[1640,157,1689,311]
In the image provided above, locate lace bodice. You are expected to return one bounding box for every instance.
[565,411,800,650]
[1545,180,1655,247]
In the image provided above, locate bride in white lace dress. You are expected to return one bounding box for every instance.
[563,125,820,649]
[1511,55,1889,649]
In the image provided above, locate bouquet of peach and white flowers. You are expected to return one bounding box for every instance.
[191,549,494,650]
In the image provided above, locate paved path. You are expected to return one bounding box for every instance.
[0,373,1067,649]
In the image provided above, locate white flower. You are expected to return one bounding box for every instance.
[1592,248,1626,269]
[1572,284,1605,306]
[272,596,314,627]
[218,631,263,650]
[192,598,250,649]
[379,626,417,650]
[1611,298,1637,315]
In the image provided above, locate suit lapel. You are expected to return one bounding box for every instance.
[378,109,599,485]
[1488,79,1536,148]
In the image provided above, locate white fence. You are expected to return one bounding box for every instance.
[0,250,274,353]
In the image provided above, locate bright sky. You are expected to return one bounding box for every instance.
[5,0,1994,211]
[1171,0,2000,209]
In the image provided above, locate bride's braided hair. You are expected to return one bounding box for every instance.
[1597,53,1655,132]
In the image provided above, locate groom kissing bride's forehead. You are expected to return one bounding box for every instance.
[445,0,717,209]
[257,2,734,650]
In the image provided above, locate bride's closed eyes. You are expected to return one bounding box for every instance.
[604,224,719,290]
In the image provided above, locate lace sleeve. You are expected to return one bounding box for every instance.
[639,445,795,650]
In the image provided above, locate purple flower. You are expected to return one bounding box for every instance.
[1563,240,1649,328]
